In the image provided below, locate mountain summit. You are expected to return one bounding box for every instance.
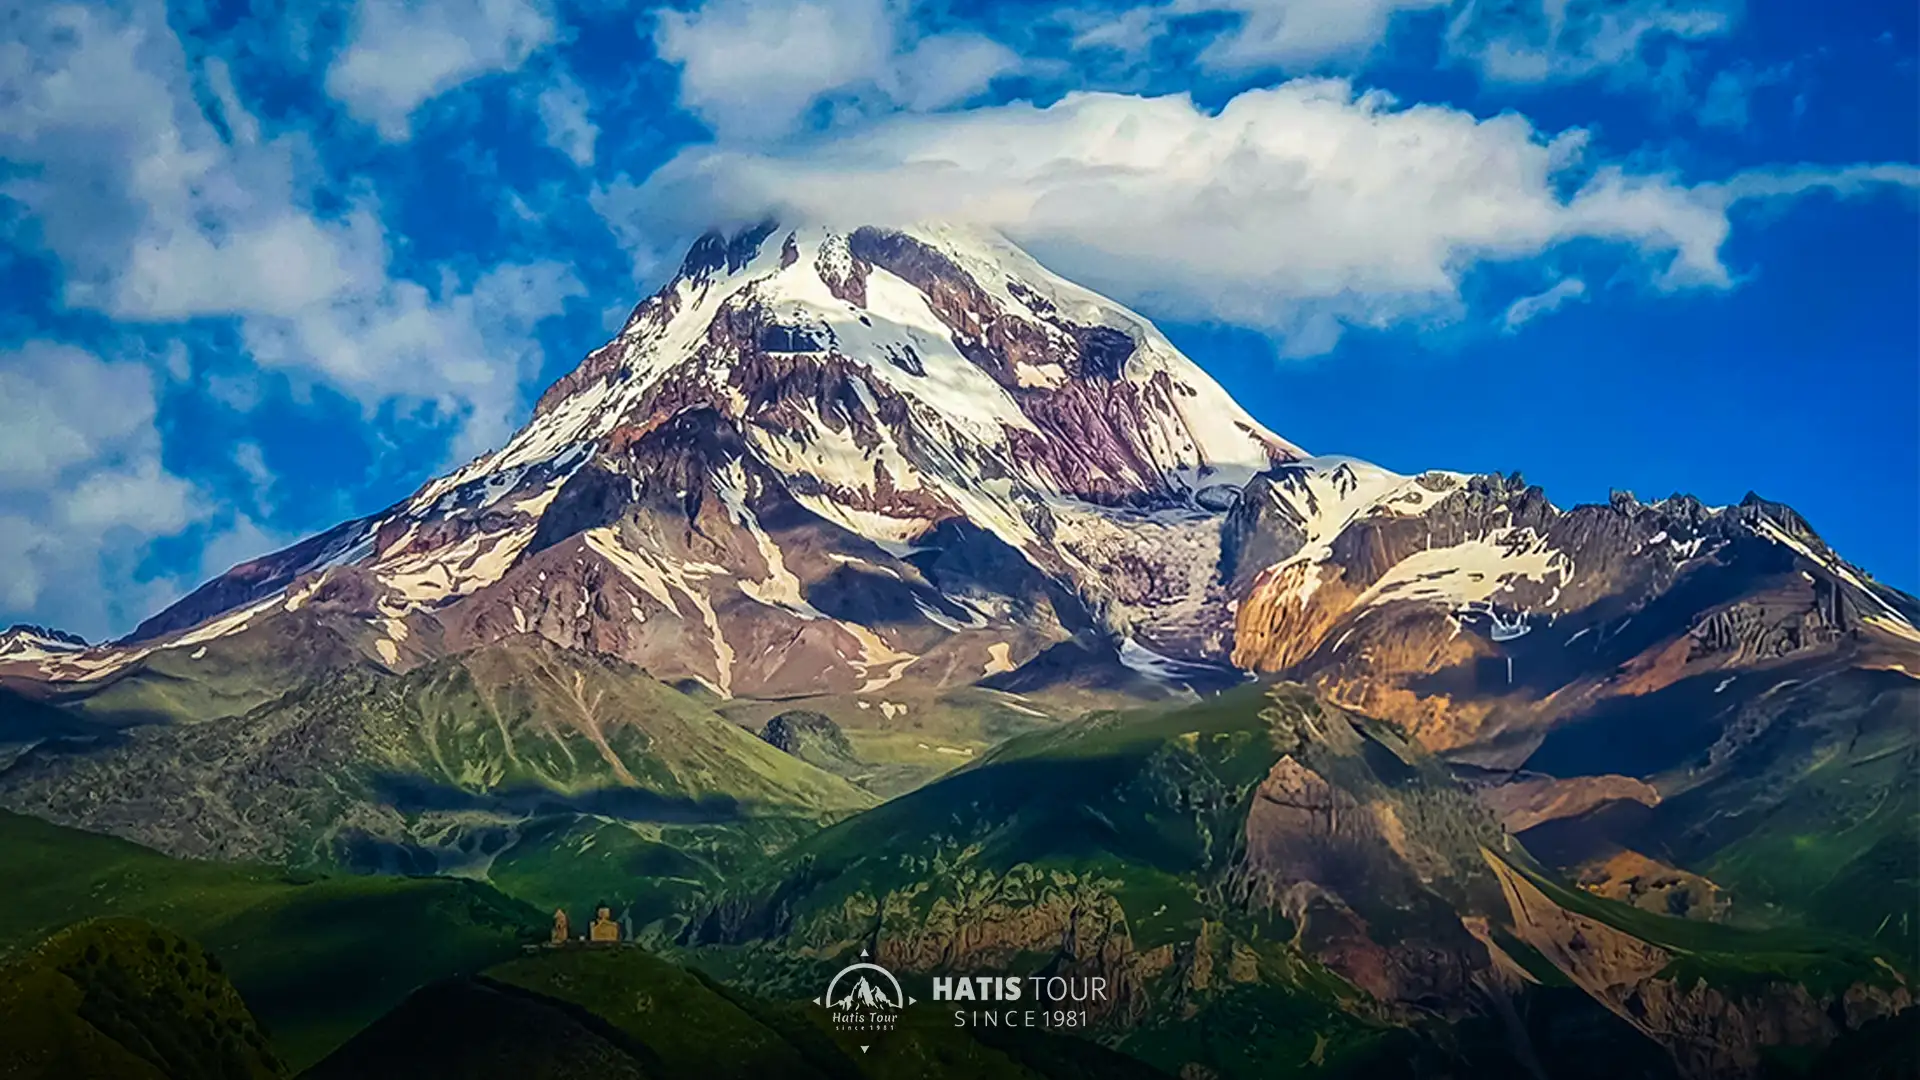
[24,223,1303,698]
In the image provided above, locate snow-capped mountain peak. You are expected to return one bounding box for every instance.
[497,221,1298,507]
[20,223,1303,695]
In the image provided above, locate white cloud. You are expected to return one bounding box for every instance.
[327,0,556,140]
[656,0,897,138]
[0,342,205,638]
[893,33,1023,112]
[62,458,199,537]
[202,55,261,145]
[0,344,165,492]
[1047,0,1448,76]
[1711,164,1920,205]
[1500,277,1587,332]
[0,4,371,320]
[653,0,1019,138]
[1,1,582,459]
[0,1,589,634]
[1188,0,1450,73]
[119,212,376,322]
[651,0,1754,139]
[1446,0,1735,87]
[1059,7,1166,58]
[533,69,599,166]
[242,260,586,460]
[232,441,276,512]
[610,79,1917,353]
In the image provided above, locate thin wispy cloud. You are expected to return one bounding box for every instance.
[1501,277,1589,333]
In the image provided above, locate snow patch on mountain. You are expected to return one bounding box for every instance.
[379,527,535,606]
[1357,529,1571,611]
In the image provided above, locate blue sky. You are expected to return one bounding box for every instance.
[0,0,1915,639]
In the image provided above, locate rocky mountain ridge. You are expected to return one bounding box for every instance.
[1227,460,1920,761]
[0,625,88,663]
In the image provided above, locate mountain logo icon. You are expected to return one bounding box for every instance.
[816,954,914,1043]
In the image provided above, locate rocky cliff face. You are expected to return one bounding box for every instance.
[1484,851,1912,1078]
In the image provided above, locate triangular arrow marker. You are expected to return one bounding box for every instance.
[859,1046,870,1054]
[908,996,917,1005]
[813,997,823,1006]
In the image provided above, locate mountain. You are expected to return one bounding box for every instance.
[0,639,873,869]
[1226,462,1919,766]
[9,223,1908,728]
[759,709,859,773]
[1220,461,1920,960]
[835,975,896,1011]
[687,684,1911,1079]
[0,624,87,663]
[300,976,655,1080]
[0,221,1915,1077]
[0,220,1326,893]
[6,223,1294,699]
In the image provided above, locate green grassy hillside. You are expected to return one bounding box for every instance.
[0,918,283,1080]
[1493,847,1906,996]
[1,637,871,877]
[2,660,1911,1080]
[692,683,1504,963]
[0,812,539,1070]
[300,974,657,1080]
[56,611,378,729]
[1521,666,1920,970]
[674,685,1510,1075]
[387,641,874,815]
